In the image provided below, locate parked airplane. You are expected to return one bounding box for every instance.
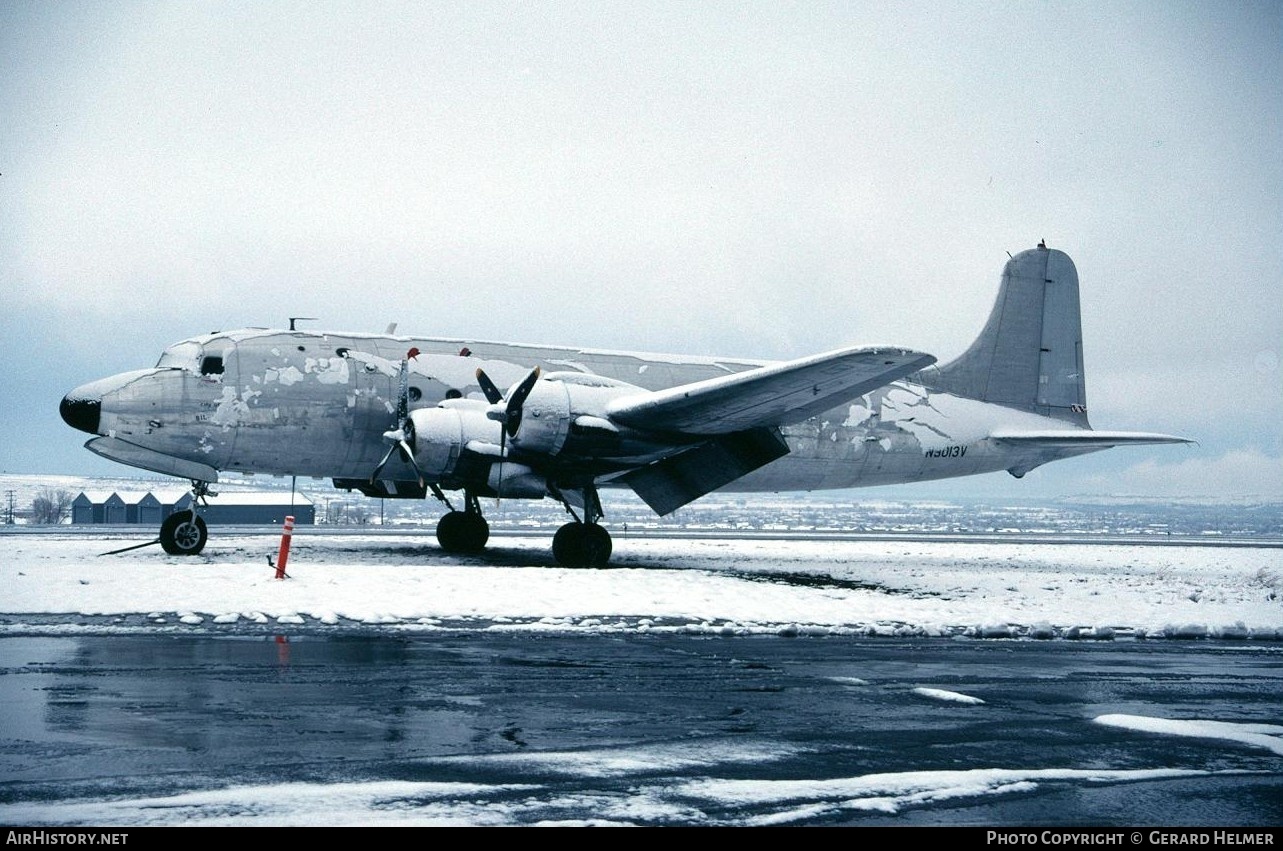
[60,244,1190,565]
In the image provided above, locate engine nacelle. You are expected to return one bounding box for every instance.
[406,373,649,488]
[487,463,546,499]
[508,378,572,456]
[509,372,641,456]
[407,405,495,478]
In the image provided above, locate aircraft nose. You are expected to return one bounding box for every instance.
[60,392,101,435]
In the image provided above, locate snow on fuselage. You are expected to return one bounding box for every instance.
[66,328,1087,492]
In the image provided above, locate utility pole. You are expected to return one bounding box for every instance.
[4,490,14,524]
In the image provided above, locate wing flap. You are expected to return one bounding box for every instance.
[606,346,936,435]
[621,428,791,515]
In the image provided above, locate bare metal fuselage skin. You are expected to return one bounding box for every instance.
[67,329,1081,495]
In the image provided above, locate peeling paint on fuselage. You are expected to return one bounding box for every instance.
[87,329,1090,490]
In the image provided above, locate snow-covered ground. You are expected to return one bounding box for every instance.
[0,762,1268,827]
[2,529,1278,639]
[2,527,1280,827]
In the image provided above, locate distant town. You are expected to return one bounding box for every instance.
[3,473,1281,541]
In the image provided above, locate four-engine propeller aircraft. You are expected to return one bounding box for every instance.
[60,244,1191,566]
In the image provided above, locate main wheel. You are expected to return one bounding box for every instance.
[160,513,208,555]
[436,511,489,553]
[552,522,613,568]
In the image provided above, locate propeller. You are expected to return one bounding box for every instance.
[475,365,540,502]
[476,366,540,440]
[370,348,426,486]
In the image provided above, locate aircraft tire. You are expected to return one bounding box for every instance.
[436,511,489,554]
[552,522,612,568]
[160,513,208,556]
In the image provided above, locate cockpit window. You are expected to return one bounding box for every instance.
[200,356,225,376]
[155,341,202,371]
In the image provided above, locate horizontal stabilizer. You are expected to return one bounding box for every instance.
[607,346,935,435]
[990,429,1194,448]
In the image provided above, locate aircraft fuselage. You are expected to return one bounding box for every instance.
[64,328,1078,493]
[59,245,1192,565]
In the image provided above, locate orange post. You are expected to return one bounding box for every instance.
[275,515,295,579]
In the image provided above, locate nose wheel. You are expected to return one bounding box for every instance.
[160,512,208,555]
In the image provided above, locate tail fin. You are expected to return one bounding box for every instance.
[927,243,1089,426]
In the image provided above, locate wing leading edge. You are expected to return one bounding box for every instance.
[606,346,936,435]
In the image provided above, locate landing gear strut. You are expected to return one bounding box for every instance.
[551,485,612,568]
[160,480,212,555]
[434,490,489,554]
[429,483,613,566]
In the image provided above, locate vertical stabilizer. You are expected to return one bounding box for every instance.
[928,244,1089,426]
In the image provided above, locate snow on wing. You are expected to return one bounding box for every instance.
[604,346,936,435]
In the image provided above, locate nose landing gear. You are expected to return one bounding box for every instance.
[159,480,213,555]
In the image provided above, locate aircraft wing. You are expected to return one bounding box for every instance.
[989,429,1195,447]
[605,346,936,435]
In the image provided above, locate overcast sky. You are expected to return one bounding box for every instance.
[1,1,1279,498]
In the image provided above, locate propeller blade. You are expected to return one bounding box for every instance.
[370,352,420,484]
[394,358,410,421]
[505,367,541,437]
[475,368,504,405]
[398,439,424,487]
[370,443,399,483]
[495,422,507,507]
[399,417,424,486]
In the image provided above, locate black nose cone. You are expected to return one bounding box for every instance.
[60,394,101,435]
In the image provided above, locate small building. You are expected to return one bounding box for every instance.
[171,491,315,525]
[115,491,164,525]
[72,489,315,525]
[72,491,116,524]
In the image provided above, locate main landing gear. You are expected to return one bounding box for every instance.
[551,485,612,568]
[551,522,612,568]
[430,485,614,568]
[159,480,212,555]
[435,491,490,554]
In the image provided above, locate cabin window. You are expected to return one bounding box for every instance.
[408,386,422,402]
[200,356,225,376]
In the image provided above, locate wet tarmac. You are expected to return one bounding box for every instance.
[1,632,1280,826]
